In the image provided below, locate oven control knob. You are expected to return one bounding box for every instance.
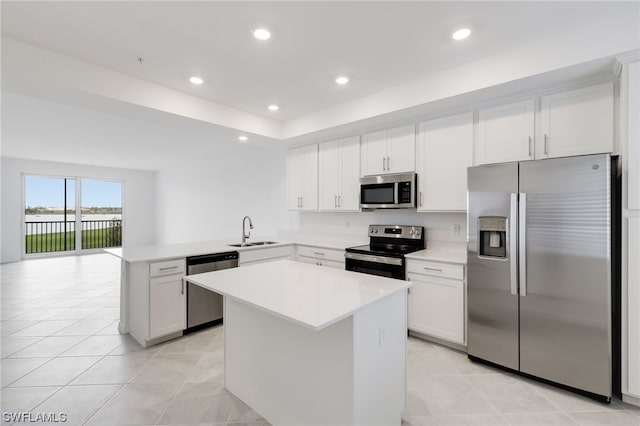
[373,228,378,233]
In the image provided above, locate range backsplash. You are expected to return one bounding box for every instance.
[286,210,467,243]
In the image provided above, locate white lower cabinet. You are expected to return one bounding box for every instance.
[149,274,186,339]
[296,245,345,269]
[406,259,465,345]
[128,258,186,347]
[239,245,293,266]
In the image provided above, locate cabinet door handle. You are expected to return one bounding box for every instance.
[423,267,443,272]
[181,279,185,295]
[544,134,549,155]
[334,195,337,208]
[528,136,533,157]
[419,191,423,207]
[387,156,390,171]
[313,252,325,256]
[159,266,179,271]
[383,157,386,171]
[300,196,303,208]
[338,195,341,208]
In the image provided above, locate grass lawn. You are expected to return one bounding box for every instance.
[25,228,122,253]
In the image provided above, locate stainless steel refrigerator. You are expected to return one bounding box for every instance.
[467,153,619,402]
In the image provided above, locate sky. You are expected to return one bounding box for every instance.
[25,176,122,208]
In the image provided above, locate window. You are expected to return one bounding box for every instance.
[24,175,123,255]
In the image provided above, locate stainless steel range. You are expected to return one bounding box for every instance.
[345,225,425,280]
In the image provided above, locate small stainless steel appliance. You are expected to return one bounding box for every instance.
[185,251,238,332]
[360,173,417,209]
[467,154,620,402]
[345,225,425,280]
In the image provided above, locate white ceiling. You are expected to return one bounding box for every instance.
[1,1,638,171]
[2,1,636,122]
[1,92,283,171]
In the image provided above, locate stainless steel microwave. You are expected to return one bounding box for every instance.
[360,173,417,209]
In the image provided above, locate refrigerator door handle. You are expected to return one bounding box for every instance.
[510,193,518,296]
[519,193,527,296]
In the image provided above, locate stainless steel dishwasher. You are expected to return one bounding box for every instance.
[185,251,238,332]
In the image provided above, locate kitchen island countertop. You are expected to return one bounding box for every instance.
[185,259,411,331]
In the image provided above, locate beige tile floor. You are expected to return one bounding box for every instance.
[1,254,639,426]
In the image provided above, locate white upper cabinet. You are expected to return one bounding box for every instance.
[476,99,535,165]
[417,112,473,212]
[540,82,614,159]
[287,144,318,211]
[319,136,360,211]
[387,125,417,174]
[361,124,415,176]
[360,130,387,176]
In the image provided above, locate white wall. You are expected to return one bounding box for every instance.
[1,157,156,263]
[155,144,287,244]
[286,211,467,244]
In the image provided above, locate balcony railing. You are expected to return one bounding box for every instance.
[25,220,122,254]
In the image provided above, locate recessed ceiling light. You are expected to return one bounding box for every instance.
[189,76,204,85]
[253,28,271,40]
[335,76,349,85]
[452,28,471,41]
[238,135,248,142]
[268,104,279,111]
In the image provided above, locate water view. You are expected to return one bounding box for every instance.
[24,176,123,254]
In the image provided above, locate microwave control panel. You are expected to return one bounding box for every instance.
[398,182,412,203]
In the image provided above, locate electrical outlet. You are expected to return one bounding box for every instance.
[345,220,350,230]
[379,324,386,347]
[451,224,461,236]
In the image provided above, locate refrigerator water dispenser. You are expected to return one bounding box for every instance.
[478,216,507,258]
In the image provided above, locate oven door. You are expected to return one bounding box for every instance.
[345,252,405,280]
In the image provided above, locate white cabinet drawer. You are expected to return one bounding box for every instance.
[298,255,345,269]
[149,259,186,278]
[406,260,464,280]
[296,245,345,263]
[239,245,292,265]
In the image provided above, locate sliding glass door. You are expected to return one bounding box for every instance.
[81,180,123,250]
[24,175,123,256]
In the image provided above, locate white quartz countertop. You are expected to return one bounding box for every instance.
[105,235,367,263]
[185,259,412,331]
[404,241,467,264]
[104,238,292,263]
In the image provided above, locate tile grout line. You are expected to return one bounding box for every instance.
[469,384,512,425]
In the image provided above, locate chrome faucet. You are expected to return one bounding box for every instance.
[241,216,254,246]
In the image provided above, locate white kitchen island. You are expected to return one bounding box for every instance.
[185,259,411,426]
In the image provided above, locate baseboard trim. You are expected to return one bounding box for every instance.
[408,329,467,352]
[622,392,640,407]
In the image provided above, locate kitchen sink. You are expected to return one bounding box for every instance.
[228,241,278,247]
